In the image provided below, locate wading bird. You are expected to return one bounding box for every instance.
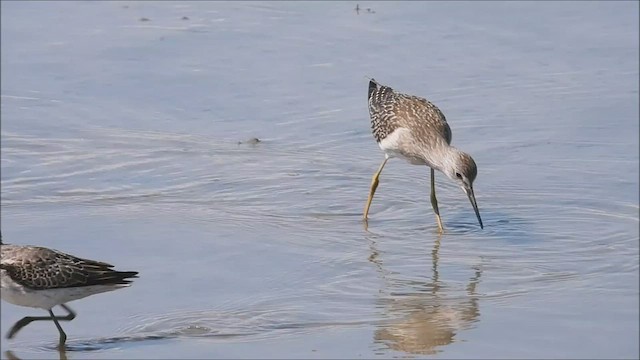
[364,79,483,232]
[1,234,138,347]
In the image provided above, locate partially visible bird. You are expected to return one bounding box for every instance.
[0,233,138,347]
[364,79,483,232]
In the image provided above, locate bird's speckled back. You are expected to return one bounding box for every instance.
[368,79,452,146]
[1,244,138,290]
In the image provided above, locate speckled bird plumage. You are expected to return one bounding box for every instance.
[368,79,474,173]
[1,244,137,292]
[1,233,138,345]
[364,79,484,230]
[369,79,452,146]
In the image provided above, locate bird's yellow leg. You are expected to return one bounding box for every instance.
[364,156,389,220]
[430,168,445,233]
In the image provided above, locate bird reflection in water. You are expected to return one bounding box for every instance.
[5,347,67,360]
[369,234,483,355]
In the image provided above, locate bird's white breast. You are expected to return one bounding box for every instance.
[378,127,427,165]
[1,269,128,310]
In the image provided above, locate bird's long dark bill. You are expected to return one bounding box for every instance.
[465,187,484,229]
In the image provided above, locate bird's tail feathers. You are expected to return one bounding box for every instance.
[367,77,380,99]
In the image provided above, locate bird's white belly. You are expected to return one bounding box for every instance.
[2,287,62,310]
[378,128,427,166]
[2,276,61,309]
[1,272,126,310]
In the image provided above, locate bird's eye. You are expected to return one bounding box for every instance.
[455,172,462,179]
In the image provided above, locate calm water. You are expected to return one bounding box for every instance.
[1,1,638,359]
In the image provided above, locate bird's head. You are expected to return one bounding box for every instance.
[444,151,483,229]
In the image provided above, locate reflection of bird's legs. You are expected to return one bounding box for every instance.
[58,346,68,360]
[6,304,76,340]
[430,232,442,294]
[466,266,482,295]
[366,232,394,289]
[6,347,68,360]
[462,266,483,321]
[4,350,20,360]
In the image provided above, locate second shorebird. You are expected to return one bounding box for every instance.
[364,79,483,232]
[0,234,138,348]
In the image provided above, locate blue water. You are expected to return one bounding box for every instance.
[2,1,638,359]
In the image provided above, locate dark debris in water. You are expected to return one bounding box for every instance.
[355,4,376,15]
[179,324,213,335]
[237,137,262,145]
[139,17,150,22]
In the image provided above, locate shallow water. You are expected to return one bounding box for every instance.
[1,1,638,359]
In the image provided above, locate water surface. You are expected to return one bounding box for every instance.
[1,1,638,359]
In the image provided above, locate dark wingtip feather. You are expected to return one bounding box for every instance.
[112,270,139,285]
[88,270,139,287]
[368,78,379,100]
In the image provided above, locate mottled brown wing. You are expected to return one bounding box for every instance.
[393,93,452,145]
[368,80,452,145]
[1,246,137,290]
